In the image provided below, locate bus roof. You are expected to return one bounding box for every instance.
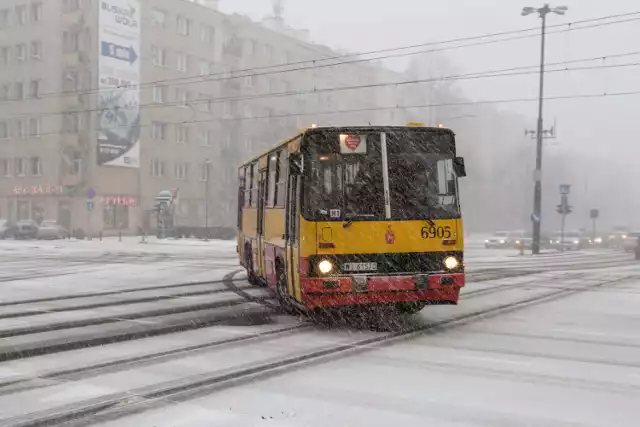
[238,125,455,169]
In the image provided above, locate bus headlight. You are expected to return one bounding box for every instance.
[444,256,459,270]
[594,237,602,244]
[318,260,333,274]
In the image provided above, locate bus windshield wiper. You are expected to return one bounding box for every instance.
[342,213,374,228]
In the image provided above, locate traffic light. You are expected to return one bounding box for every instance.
[556,204,572,215]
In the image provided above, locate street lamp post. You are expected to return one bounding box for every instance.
[521,4,567,254]
[204,159,211,241]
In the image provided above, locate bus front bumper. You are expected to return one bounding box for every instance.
[300,273,464,309]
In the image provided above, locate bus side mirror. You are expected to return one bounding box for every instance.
[454,157,466,177]
[290,153,303,175]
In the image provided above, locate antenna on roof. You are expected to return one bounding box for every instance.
[273,0,284,22]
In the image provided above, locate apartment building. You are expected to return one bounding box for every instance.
[0,0,411,234]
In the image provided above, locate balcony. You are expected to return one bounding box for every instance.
[61,93,89,110]
[61,9,86,27]
[62,51,90,68]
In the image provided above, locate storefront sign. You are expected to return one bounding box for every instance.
[101,196,138,206]
[13,185,63,196]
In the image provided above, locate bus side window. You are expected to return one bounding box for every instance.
[243,165,251,208]
[276,150,288,207]
[267,153,278,207]
[238,167,245,227]
[251,162,259,207]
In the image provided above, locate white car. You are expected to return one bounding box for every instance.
[485,231,511,248]
[36,220,68,240]
[550,231,582,251]
[623,232,640,252]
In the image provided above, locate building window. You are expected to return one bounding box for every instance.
[151,8,166,27]
[176,88,188,107]
[0,121,8,139]
[199,163,211,182]
[14,119,26,139]
[199,129,214,146]
[15,6,26,26]
[151,122,167,140]
[1,159,10,177]
[70,154,82,175]
[103,205,129,230]
[174,162,189,180]
[29,118,41,137]
[31,41,42,60]
[176,125,189,144]
[176,16,191,36]
[199,60,210,76]
[13,82,23,100]
[63,71,79,92]
[29,80,40,98]
[0,84,8,101]
[152,85,165,103]
[1,46,10,65]
[62,113,79,133]
[15,158,26,176]
[30,157,42,176]
[176,52,188,72]
[151,45,166,67]
[198,94,211,112]
[63,0,81,12]
[62,31,79,53]
[264,44,274,59]
[15,44,26,62]
[0,9,10,28]
[31,3,43,23]
[151,159,165,177]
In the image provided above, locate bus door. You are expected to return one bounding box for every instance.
[257,170,267,278]
[285,174,301,301]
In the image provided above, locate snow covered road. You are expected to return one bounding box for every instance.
[0,238,637,426]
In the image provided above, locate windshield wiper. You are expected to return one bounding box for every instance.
[343,213,374,228]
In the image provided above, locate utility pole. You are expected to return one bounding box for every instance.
[521,4,567,254]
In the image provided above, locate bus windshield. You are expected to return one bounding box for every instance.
[303,129,460,221]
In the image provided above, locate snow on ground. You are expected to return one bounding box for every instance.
[0,237,239,301]
[91,274,640,427]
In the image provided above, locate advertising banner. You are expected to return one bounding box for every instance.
[97,0,141,168]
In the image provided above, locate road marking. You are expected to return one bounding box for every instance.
[455,355,532,367]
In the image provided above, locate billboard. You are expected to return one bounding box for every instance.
[97,0,141,168]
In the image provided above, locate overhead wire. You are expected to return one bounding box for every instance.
[3,51,640,121]
[0,11,638,103]
[19,89,640,141]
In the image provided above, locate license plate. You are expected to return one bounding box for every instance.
[342,262,377,272]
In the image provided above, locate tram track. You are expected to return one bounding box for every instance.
[1,272,633,427]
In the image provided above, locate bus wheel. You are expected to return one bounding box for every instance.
[245,251,259,286]
[395,302,427,315]
[275,261,294,313]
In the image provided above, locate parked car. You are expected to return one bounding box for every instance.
[623,232,640,252]
[36,220,68,240]
[14,220,39,240]
[0,219,15,239]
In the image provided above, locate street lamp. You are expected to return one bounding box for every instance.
[204,159,211,240]
[521,3,567,254]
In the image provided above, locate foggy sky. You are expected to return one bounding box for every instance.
[221,0,640,230]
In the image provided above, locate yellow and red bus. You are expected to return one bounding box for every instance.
[238,125,467,313]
